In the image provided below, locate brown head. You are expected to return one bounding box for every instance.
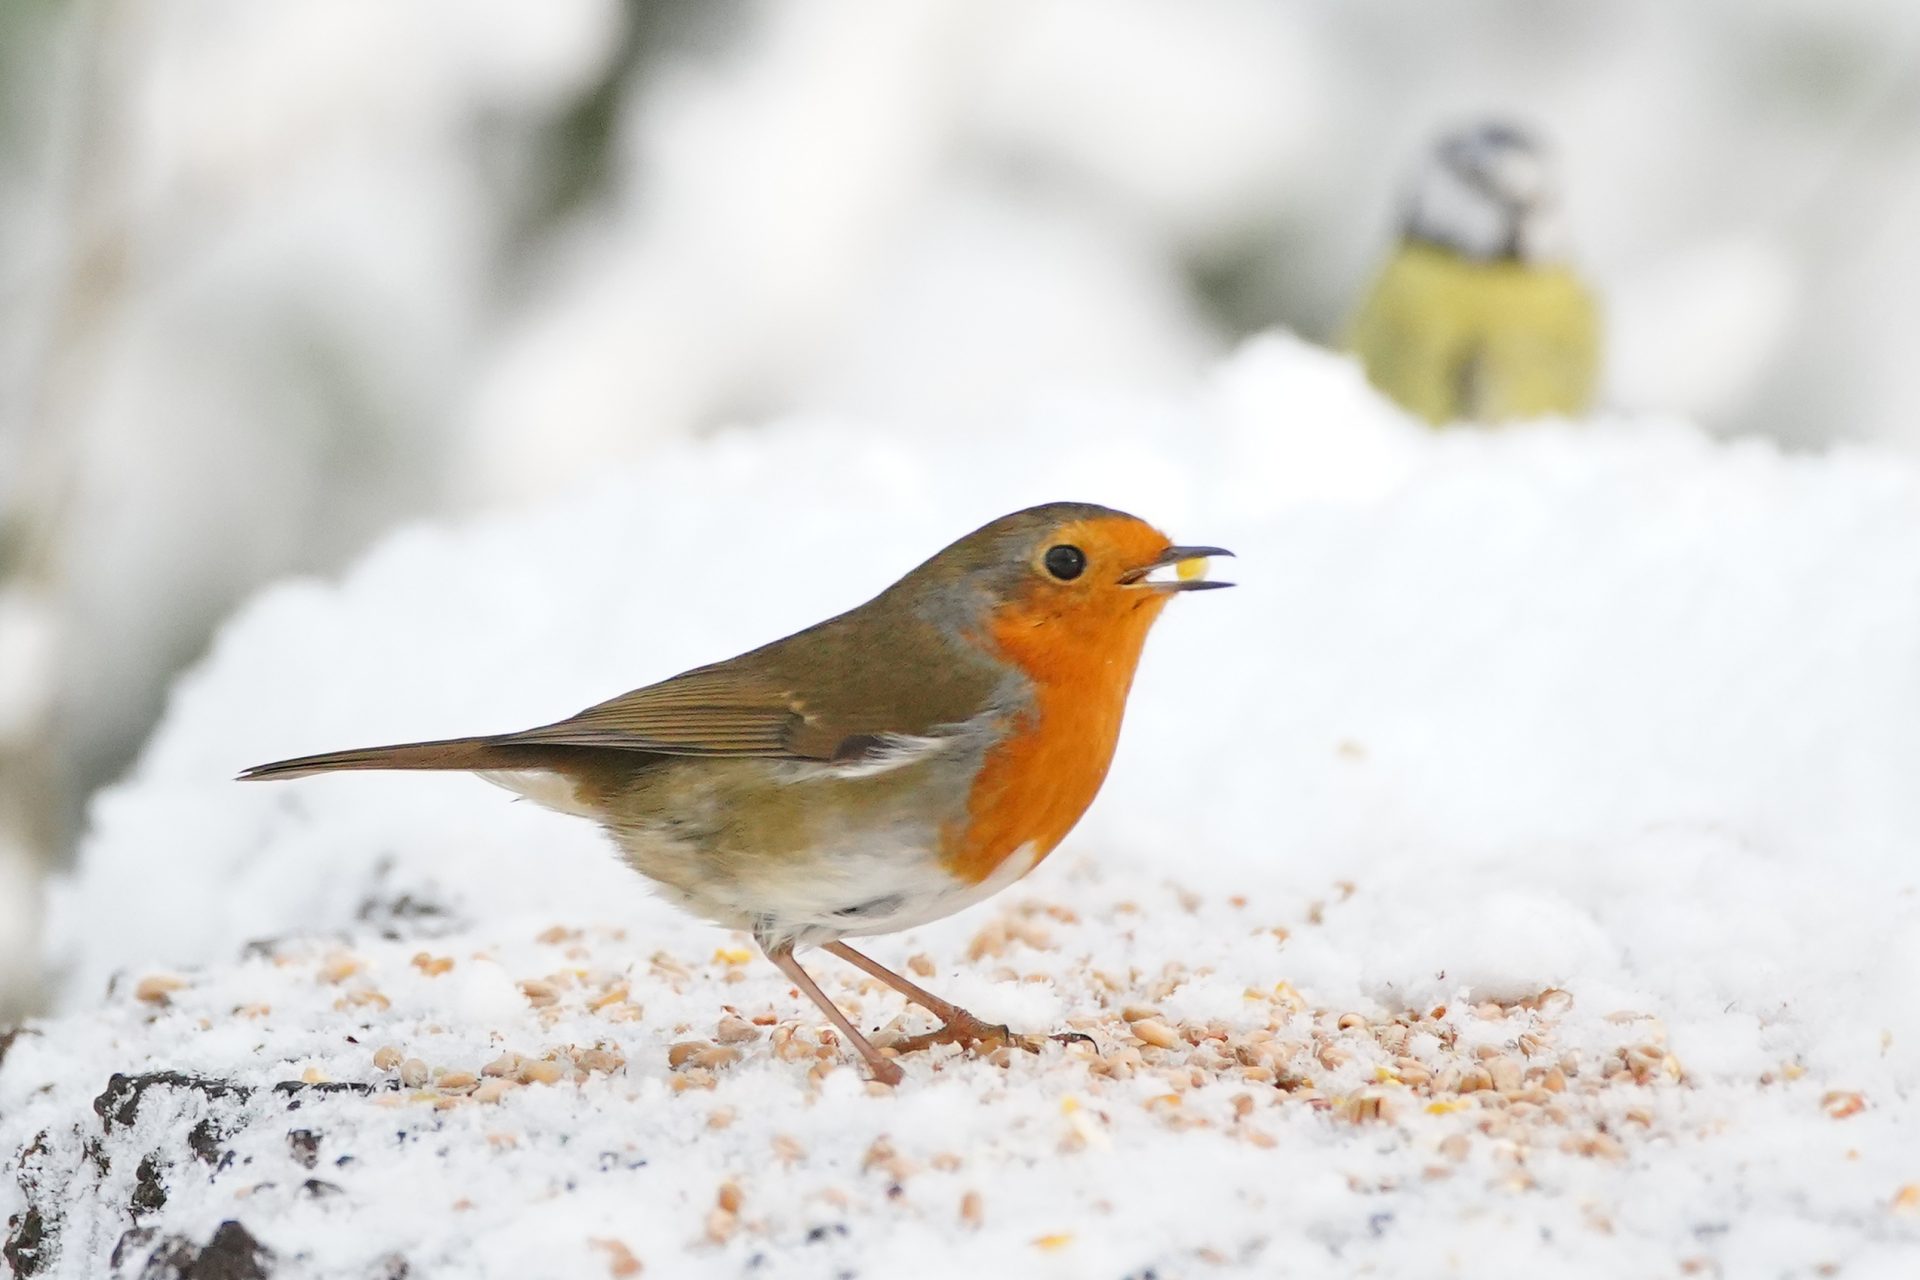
[878,503,1231,882]
[880,501,1229,681]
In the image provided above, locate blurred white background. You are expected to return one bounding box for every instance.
[4,0,1919,1013]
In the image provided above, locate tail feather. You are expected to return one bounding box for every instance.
[238,735,522,781]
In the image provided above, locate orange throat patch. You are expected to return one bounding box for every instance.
[941,572,1171,885]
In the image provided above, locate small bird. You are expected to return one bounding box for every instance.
[1344,120,1600,425]
[242,503,1230,1084]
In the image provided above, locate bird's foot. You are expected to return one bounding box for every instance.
[890,1009,1029,1057]
[889,1011,1092,1059]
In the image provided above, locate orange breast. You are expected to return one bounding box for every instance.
[941,585,1167,884]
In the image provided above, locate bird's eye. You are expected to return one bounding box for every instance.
[1043,544,1087,581]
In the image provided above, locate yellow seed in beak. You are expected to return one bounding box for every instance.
[1176,556,1207,582]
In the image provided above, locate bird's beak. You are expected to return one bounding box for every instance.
[1120,545,1235,592]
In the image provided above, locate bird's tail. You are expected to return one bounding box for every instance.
[237,735,531,781]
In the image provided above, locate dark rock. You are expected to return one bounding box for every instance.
[132,1220,272,1280]
[92,1072,254,1204]
[93,1073,252,1133]
[113,1226,158,1269]
[355,887,452,941]
[140,1234,203,1278]
[0,1025,34,1070]
[188,1119,230,1166]
[16,1128,49,1165]
[596,1150,647,1171]
[271,1080,377,1111]
[195,1218,274,1278]
[4,1207,48,1276]
[12,1129,60,1276]
[132,1153,168,1218]
[299,1178,343,1199]
[287,1129,320,1169]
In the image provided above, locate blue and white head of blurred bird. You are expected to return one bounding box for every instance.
[1402,121,1569,265]
[1344,119,1600,424]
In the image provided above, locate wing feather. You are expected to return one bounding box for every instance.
[496,601,1012,763]
[500,666,811,758]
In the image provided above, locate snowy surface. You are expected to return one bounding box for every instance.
[9,338,1920,1276]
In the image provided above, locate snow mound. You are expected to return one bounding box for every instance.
[10,336,1920,1275]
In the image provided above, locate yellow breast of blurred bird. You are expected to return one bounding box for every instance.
[1345,241,1600,425]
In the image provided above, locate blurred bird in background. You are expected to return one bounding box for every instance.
[1345,121,1601,425]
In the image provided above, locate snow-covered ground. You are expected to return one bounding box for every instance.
[8,338,1920,1276]
[13,0,1920,1036]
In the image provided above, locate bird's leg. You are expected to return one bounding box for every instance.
[764,943,903,1087]
[823,940,969,1022]
[823,941,1086,1058]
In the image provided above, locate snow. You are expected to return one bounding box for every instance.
[10,337,1920,1276]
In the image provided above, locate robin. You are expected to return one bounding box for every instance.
[241,502,1230,1084]
[1345,120,1600,424]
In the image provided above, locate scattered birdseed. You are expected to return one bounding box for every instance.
[336,989,391,1012]
[318,954,361,984]
[472,1080,513,1104]
[668,1042,739,1072]
[54,880,1736,1273]
[135,975,185,1005]
[589,1238,643,1277]
[715,1016,760,1044]
[1130,1019,1179,1050]
[1823,1091,1867,1119]
[517,1059,565,1086]
[574,1046,624,1074]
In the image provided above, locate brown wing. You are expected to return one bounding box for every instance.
[234,673,803,782]
[243,583,1012,783]
[501,666,817,758]
[501,602,1008,762]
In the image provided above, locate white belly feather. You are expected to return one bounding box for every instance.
[469,727,1028,950]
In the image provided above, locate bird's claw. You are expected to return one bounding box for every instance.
[890,1011,1021,1057]
[889,1012,1092,1060]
